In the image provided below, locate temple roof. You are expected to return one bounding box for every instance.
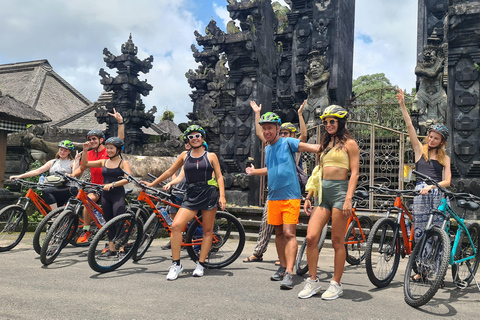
[0,60,92,124]
[0,94,51,124]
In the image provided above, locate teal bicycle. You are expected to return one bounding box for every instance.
[403,170,480,308]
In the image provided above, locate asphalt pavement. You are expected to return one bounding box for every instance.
[1,233,479,319]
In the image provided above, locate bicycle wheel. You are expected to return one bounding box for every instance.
[345,215,373,265]
[404,226,450,308]
[126,203,151,225]
[68,204,93,247]
[132,212,160,262]
[40,210,78,265]
[451,222,480,287]
[295,224,328,276]
[87,213,143,273]
[0,205,27,252]
[33,207,65,254]
[186,211,245,269]
[365,218,400,288]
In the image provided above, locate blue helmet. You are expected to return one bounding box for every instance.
[86,129,105,140]
[105,137,124,149]
[428,124,449,142]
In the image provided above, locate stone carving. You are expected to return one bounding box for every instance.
[304,51,330,126]
[97,34,155,153]
[413,40,448,130]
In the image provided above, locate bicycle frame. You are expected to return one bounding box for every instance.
[68,188,104,229]
[435,198,477,266]
[344,199,367,246]
[386,195,415,256]
[19,188,52,217]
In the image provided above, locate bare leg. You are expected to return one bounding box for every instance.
[274,225,286,267]
[306,207,331,279]
[197,208,217,263]
[170,208,196,261]
[83,193,98,228]
[283,224,297,274]
[330,208,350,283]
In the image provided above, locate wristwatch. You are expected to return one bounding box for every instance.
[112,181,116,187]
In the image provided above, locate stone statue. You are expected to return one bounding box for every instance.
[413,41,447,130]
[304,51,330,126]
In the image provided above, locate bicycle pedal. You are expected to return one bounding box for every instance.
[456,281,468,289]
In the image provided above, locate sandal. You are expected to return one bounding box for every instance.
[243,253,263,263]
[275,260,281,266]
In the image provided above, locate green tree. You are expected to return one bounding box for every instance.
[161,110,174,121]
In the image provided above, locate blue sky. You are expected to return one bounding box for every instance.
[0,0,417,124]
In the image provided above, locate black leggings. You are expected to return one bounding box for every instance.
[101,187,126,241]
[42,186,78,206]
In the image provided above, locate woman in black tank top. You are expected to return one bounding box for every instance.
[397,89,451,277]
[141,125,226,280]
[81,137,131,256]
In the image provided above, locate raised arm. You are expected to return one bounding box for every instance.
[108,108,124,141]
[80,141,103,168]
[298,100,307,142]
[396,89,423,158]
[250,101,266,143]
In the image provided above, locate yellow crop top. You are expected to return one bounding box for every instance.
[322,148,350,170]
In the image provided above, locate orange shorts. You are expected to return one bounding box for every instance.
[267,199,301,225]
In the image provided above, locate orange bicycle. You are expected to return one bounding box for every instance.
[117,171,246,270]
[365,185,418,287]
[0,178,64,252]
[39,173,133,265]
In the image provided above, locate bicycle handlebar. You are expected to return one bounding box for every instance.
[11,178,55,189]
[369,185,419,196]
[413,170,480,201]
[122,169,172,199]
[55,171,103,190]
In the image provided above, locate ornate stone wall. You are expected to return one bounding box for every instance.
[445,0,480,193]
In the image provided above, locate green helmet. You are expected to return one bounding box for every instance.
[58,140,75,151]
[280,122,296,133]
[320,105,348,120]
[184,125,206,138]
[259,112,281,125]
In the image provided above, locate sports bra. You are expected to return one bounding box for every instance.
[322,147,350,170]
[415,157,443,183]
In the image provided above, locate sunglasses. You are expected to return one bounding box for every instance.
[323,120,337,126]
[187,133,202,140]
[279,131,290,137]
[88,137,98,141]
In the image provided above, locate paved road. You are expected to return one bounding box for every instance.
[1,233,479,319]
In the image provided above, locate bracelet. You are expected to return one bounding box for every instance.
[118,122,124,125]
[112,181,116,187]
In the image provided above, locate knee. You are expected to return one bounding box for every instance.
[284,230,296,240]
[306,234,318,247]
[171,222,183,233]
[331,235,344,250]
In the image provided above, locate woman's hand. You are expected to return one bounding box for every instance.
[304,199,313,216]
[108,108,123,123]
[420,185,434,195]
[395,88,405,107]
[342,199,353,217]
[219,196,226,211]
[103,183,114,191]
[139,180,153,188]
[9,175,20,180]
[163,183,171,191]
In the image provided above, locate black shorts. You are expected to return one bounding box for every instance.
[181,184,219,211]
[87,187,102,199]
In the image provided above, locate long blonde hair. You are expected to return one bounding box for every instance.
[421,138,447,167]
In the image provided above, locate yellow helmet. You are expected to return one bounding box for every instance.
[280,122,297,133]
[320,105,348,120]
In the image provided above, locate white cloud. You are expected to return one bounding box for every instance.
[353,0,418,92]
[213,2,231,28]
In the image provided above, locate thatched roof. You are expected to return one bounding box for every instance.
[0,95,51,124]
[0,60,92,123]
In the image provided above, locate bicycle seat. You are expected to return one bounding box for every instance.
[456,199,480,212]
[125,188,133,195]
[353,190,369,200]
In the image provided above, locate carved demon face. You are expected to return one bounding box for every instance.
[422,49,437,67]
[309,60,325,79]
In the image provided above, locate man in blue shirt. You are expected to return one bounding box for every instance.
[246,111,320,290]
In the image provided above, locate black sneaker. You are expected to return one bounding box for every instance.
[271,266,286,281]
[161,241,171,250]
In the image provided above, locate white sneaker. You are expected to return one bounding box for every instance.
[298,277,322,299]
[192,262,204,277]
[321,280,343,300]
[166,262,183,281]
